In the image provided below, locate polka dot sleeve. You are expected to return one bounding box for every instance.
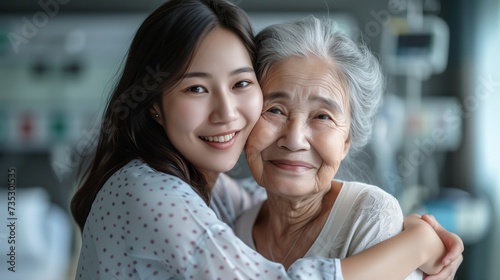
[210,173,267,228]
[75,160,342,280]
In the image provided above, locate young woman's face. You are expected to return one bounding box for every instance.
[245,55,351,198]
[156,27,262,178]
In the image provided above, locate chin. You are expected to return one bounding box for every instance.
[215,157,240,173]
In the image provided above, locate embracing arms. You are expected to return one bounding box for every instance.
[341,214,463,280]
[216,175,463,280]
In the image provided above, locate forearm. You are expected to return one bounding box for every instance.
[340,215,445,280]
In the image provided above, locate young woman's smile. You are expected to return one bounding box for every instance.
[199,130,239,150]
[155,27,262,176]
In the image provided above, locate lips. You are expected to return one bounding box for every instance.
[198,131,240,150]
[269,159,314,172]
[199,132,236,143]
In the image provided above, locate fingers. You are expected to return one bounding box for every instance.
[443,235,464,266]
[421,214,437,226]
[440,230,464,266]
[421,214,442,231]
[419,214,464,279]
[424,252,463,280]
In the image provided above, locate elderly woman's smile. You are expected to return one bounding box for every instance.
[245,55,351,197]
[268,159,315,172]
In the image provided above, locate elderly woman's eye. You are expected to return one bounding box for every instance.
[234,81,250,88]
[267,108,282,114]
[316,114,331,120]
[186,85,207,93]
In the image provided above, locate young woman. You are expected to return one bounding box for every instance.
[71,0,462,279]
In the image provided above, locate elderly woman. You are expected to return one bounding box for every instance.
[235,16,459,279]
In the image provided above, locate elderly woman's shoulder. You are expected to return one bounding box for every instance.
[342,181,396,197]
[341,181,401,213]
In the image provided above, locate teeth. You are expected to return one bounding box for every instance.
[200,132,236,143]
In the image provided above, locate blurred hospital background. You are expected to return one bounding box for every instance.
[0,0,498,279]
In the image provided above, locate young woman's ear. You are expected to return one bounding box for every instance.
[150,104,164,127]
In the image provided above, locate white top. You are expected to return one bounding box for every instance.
[75,159,343,280]
[235,181,423,280]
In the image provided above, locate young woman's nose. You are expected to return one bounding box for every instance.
[209,90,239,124]
[276,118,310,151]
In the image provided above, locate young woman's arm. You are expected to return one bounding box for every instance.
[421,214,463,280]
[340,214,459,280]
[218,175,463,280]
[118,169,341,280]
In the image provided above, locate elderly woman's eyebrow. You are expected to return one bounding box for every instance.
[264,92,343,115]
[309,95,343,115]
[264,91,289,101]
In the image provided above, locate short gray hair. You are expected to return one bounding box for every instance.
[255,15,385,153]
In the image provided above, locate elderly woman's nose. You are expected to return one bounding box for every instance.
[209,90,239,124]
[276,119,310,151]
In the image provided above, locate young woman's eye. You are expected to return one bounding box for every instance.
[234,81,250,88]
[186,85,207,93]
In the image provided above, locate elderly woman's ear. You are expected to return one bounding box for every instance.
[342,137,351,160]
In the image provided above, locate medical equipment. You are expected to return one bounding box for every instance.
[376,1,491,245]
[379,3,452,192]
[381,15,449,78]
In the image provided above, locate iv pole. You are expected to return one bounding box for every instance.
[403,0,426,192]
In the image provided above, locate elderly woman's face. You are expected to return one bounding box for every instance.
[245,56,351,197]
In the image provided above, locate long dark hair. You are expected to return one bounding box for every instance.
[71,0,256,231]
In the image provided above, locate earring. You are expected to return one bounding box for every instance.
[155,114,159,118]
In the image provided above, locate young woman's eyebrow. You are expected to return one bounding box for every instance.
[182,67,254,79]
[231,67,254,75]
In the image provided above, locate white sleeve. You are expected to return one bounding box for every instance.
[347,188,423,280]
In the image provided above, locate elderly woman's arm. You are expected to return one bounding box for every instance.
[340,214,462,280]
